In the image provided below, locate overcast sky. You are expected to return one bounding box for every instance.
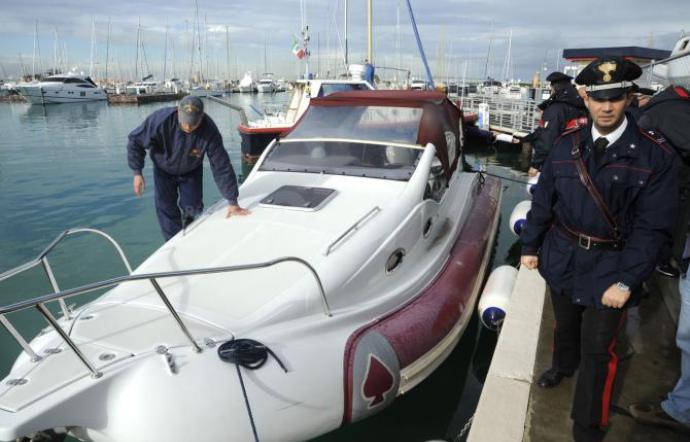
[0,0,686,82]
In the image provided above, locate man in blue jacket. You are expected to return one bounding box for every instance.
[520,56,678,441]
[127,96,249,240]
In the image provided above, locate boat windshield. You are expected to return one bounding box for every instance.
[259,140,422,181]
[319,83,370,97]
[287,105,423,145]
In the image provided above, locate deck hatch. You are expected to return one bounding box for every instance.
[260,185,336,211]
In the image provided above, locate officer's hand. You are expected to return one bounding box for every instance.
[133,175,145,197]
[601,284,631,309]
[528,167,539,177]
[521,255,538,270]
[226,204,251,218]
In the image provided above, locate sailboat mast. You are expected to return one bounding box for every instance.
[225,26,230,82]
[344,0,348,67]
[89,17,96,77]
[105,19,111,83]
[367,0,373,63]
[162,25,168,81]
[32,21,37,79]
[135,18,140,81]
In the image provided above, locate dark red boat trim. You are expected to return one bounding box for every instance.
[342,176,501,424]
[237,125,289,135]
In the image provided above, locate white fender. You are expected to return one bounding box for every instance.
[478,265,518,330]
[508,200,532,236]
[525,173,540,197]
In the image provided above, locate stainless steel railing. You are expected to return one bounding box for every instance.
[0,228,330,379]
[459,94,541,136]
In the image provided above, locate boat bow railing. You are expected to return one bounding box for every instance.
[0,228,330,379]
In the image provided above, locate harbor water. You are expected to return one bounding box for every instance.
[0,96,529,441]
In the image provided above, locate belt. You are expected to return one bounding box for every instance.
[557,223,624,251]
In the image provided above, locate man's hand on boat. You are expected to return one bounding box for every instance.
[226,204,251,218]
[521,255,538,270]
[133,175,145,197]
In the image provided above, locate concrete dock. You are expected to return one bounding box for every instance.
[468,267,688,441]
[107,92,186,105]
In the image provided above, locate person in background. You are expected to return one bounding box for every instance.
[520,56,678,441]
[127,96,250,241]
[629,83,690,433]
[525,71,588,177]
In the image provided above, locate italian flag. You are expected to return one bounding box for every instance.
[292,39,306,60]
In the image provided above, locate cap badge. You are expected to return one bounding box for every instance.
[182,104,198,114]
[597,62,617,83]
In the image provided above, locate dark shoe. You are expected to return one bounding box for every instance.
[656,263,680,278]
[629,402,690,433]
[573,422,605,442]
[537,367,572,388]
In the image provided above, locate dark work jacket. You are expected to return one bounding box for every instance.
[528,85,588,169]
[638,85,690,160]
[521,117,679,307]
[127,107,239,204]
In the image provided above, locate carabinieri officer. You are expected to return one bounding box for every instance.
[520,56,679,441]
[127,96,249,241]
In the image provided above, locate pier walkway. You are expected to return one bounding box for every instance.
[469,267,687,441]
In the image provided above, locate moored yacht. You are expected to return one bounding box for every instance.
[16,72,107,104]
[238,78,374,161]
[256,74,277,93]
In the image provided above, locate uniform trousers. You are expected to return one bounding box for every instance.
[153,166,204,241]
[661,273,690,425]
[550,291,626,441]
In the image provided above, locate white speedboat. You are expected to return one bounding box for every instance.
[256,74,277,93]
[0,90,501,442]
[238,72,257,93]
[16,72,107,104]
[238,78,374,161]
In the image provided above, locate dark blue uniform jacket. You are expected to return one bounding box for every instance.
[528,85,587,169]
[127,107,239,205]
[521,117,678,307]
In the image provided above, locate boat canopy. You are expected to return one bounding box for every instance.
[285,90,463,175]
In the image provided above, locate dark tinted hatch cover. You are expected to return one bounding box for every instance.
[260,185,336,210]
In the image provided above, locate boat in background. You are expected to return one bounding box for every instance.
[238,72,257,93]
[256,73,277,93]
[238,78,373,162]
[0,90,501,442]
[16,71,107,104]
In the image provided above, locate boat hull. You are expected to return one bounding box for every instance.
[238,125,290,161]
[17,86,107,104]
[342,175,501,423]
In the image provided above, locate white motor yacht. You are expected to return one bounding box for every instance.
[16,72,107,104]
[256,74,277,93]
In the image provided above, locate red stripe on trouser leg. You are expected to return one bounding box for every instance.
[600,312,626,427]
[675,86,689,98]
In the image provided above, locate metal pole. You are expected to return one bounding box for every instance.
[0,315,41,362]
[35,303,102,378]
[149,278,203,353]
[41,258,71,319]
[344,0,348,68]
[367,0,373,63]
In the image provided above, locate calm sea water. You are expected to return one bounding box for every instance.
[0,95,529,441]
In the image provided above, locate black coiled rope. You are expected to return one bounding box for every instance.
[218,339,288,442]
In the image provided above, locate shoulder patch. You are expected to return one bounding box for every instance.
[560,124,585,137]
[639,129,673,154]
[564,116,589,131]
